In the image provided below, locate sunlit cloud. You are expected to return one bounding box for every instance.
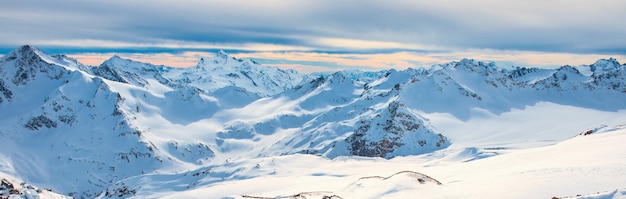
[68,53,112,66]
[312,38,438,51]
[66,49,626,74]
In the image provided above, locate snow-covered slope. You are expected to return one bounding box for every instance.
[1,45,626,198]
[164,123,626,199]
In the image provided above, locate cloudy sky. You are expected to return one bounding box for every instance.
[1,0,625,72]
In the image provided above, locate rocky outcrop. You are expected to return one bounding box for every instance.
[24,115,58,130]
[347,101,450,158]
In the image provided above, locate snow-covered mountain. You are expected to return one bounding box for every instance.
[1,45,626,198]
[164,50,307,97]
[0,45,164,198]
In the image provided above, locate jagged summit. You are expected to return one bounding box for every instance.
[101,55,131,68]
[100,54,164,71]
[216,49,229,58]
[429,58,499,74]
[195,49,240,67]
[0,45,84,87]
[591,58,623,72]
[2,45,48,64]
[15,44,38,54]
[103,54,126,64]
[10,45,41,55]
[3,45,79,66]
[2,45,86,72]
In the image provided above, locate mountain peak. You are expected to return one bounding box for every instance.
[457,58,497,70]
[14,45,41,54]
[109,54,123,60]
[17,44,38,52]
[217,49,228,57]
[102,55,160,69]
[591,58,622,73]
[459,58,475,64]
[431,58,498,74]
[101,55,132,68]
[3,45,45,62]
[195,50,237,68]
[214,49,232,63]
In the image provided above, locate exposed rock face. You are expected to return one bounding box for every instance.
[24,115,58,130]
[347,101,450,158]
[589,58,626,92]
[6,45,67,85]
[0,79,13,103]
[0,178,70,198]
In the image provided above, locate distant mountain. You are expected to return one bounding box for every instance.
[1,45,625,198]
[165,50,307,97]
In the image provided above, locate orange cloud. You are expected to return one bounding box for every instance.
[67,50,626,74]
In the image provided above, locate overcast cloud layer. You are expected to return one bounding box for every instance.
[1,0,625,72]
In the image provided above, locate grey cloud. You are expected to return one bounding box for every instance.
[1,0,625,54]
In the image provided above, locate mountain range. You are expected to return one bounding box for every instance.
[1,45,625,198]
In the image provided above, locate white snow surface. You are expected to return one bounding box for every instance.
[155,125,626,199]
[0,45,626,198]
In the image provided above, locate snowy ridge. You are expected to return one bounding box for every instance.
[87,55,177,89]
[165,50,307,97]
[1,45,626,198]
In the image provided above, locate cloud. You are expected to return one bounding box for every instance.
[30,39,312,52]
[2,0,626,73]
[2,0,625,54]
[311,38,438,51]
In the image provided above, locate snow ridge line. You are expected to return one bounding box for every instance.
[241,191,341,199]
[353,170,442,185]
